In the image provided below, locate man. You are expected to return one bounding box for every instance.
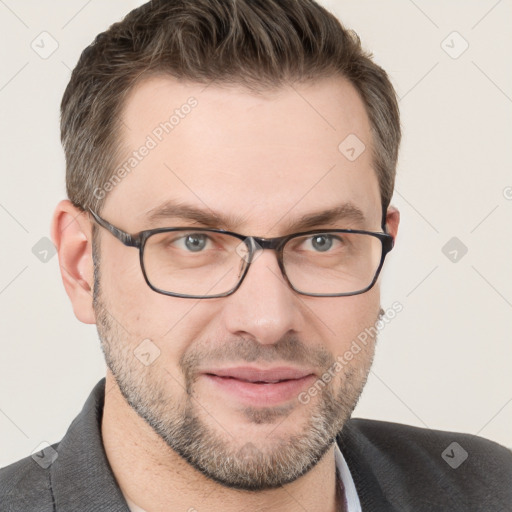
[1,0,511,510]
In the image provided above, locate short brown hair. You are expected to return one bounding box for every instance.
[61,0,400,224]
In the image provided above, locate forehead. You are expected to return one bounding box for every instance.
[104,75,381,233]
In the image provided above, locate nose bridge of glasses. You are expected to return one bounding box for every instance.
[237,236,288,290]
[241,236,285,266]
[234,235,284,271]
[250,236,282,251]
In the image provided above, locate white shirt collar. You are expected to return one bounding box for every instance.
[124,444,362,512]
[334,442,362,512]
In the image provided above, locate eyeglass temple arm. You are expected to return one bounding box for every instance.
[87,209,139,247]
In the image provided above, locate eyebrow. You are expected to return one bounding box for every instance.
[143,199,367,232]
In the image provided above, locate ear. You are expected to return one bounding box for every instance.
[51,199,96,324]
[384,205,400,244]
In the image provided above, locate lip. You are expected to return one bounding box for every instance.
[200,366,317,406]
[203,366,315,383]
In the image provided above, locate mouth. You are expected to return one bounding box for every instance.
[200,366,317,406]
[208,376,294,384]
[204,366,315,382]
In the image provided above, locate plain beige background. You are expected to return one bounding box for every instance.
[1,0,511,468]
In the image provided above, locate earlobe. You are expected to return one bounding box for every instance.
[51,199,96,325]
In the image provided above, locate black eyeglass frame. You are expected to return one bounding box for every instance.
[87,208,394,299]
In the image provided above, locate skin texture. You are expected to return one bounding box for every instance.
[51,75,400,512]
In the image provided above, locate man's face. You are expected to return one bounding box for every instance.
[93,75,394,490]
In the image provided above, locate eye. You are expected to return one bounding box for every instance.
[175,233,210,252]
[310,234,333,252]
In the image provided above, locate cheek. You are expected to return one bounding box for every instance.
[100,239,142,297]
[323,293,380,394]
[299,297,379,411]
[308,287,381,354]
[99,246,204,350]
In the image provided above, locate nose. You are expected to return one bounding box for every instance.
[219,249,303,345]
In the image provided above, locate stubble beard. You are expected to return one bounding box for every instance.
[92,249,377,491]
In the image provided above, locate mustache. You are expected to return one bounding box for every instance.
[179,334,334,379]
[178,307,383,389]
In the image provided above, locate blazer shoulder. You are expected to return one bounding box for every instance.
[349,417,512,458]
[0,445,59,512]
[346,417,512,482]
[339,418,512,510]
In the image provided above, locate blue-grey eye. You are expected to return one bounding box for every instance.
[311,234,333,252]
[185,234,208,251]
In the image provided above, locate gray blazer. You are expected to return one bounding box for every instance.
[1,378,511,511]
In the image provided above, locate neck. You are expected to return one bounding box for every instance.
[101,372,342,512]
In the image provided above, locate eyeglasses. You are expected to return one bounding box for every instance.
[87,209,394,299]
